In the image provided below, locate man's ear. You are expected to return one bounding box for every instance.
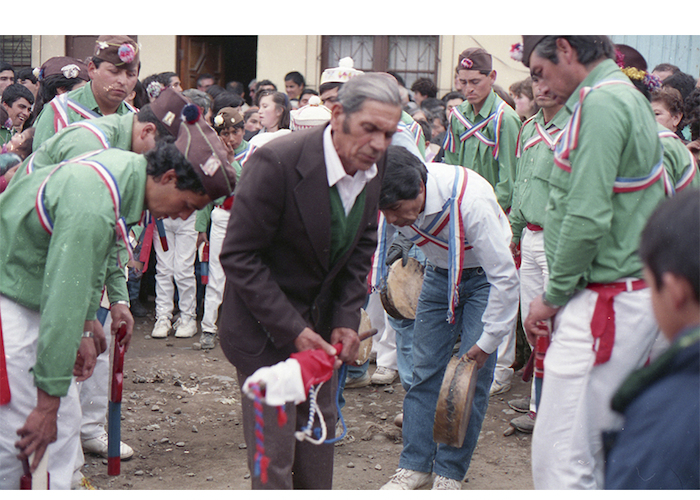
[555,37,575,65]
[661,272,695,311]
[141,122,157,139]
[154,168,177,185]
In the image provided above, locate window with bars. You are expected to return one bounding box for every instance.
[321,35,439,90]
[0,36,32,68]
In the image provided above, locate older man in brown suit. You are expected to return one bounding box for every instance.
[218,73,403,489]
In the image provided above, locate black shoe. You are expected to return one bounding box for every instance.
[130,300,149,317]
[200,331,216,350]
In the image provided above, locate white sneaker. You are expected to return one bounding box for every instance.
[174,316,197,338]
[432,475,462,490]
[151,317,171,338]
[489,380,511,396]
[380,468,432,490]
[371,366,398,385]
[82,433,134,460]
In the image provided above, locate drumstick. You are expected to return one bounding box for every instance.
[358,328,378,342]
[108,323,127,476]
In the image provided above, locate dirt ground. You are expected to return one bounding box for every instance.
[82,304,534,491]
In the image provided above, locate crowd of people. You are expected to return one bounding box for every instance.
[0,34,698,491]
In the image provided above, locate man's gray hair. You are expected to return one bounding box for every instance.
[534,36,616,67]
[182,88,213,114]
[336,73,402,116]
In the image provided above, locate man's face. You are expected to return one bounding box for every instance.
[197,77,214,92]
[652,69,674,82]
[457,69,495,108]
[244,111,262,132]
[330,99,402,175]
[220,126,245,150]
[88,60,138,110]
[146,170,212,220]
[320,87,339,108]
[299,93,313,107]
[3,97,32,128]
[169,76,183,92]
[528,44,581,105]
[532,76,559,109]
[381,183,426,227]
[0,70,14,95]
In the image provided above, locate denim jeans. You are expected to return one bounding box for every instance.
[398,264,496,481]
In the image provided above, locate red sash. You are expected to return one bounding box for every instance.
[0,306,10,405]
[586,279,647,365]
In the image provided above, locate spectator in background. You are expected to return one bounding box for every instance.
[248,90,291,149]
[1,83,34,143]
[15,67,39,100]
[243,106,262,140]
[253,79,277,106]
[128,79,148,109]
[652,62,681,81]
[411,77,438,107]
[182,88,214,125]
[226,80,250,112]
[299,87,319,107]
[158,72,183,92]
[0,62,14,95]
[284,71,305,109]
[651,86,685,136]
[212,91,243,118]
[196,73,215,92]
[29,56,89,128]
[442,91,464,115]
[664,70,696,101]
[510,77,538,121]
[247,78,258,105]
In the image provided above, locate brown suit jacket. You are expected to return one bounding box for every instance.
[218,125,385,376]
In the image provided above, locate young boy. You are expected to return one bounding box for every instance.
[605,188,699,489]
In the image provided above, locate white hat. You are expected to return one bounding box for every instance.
[320,57,364,85]
[290,96,332,131]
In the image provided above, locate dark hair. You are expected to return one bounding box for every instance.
[243,106,259,122]
[157,72,178,88]
[662,71,696,101]
[319,81,343,96]
[387,71,405,88]
[442,91,464,103]
[411,77,438,99]
[534,36,616,67]
[652,63,680,77]
[510,77,534,100]
[12,126,34,159]
[380,145,428,209]
[225,80,245,97]
[253,80,278,106]
[131,79,149,109]
[416,119,432,143]
[16,67,37,84]
[681,87,700,141]
[300,87,318,97]
[421,97,446,114]
[639,188,699,302]
[196,73,215,86]
[212,92,244,117]
[493,84,515,109]
[2,82,34,106]
[0,61,15,74]
[136,103,173,139]
[284,71,305,87]
[145,141,205,194]
[205,84,226,100]
[257,90,290,130]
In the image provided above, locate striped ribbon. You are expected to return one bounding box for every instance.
[235,144,252,166]
[35,155,133,267]
[50,93,102,133]
[443,101,506,159]
[367,212,389,293]
[658,130,698,196]
[398,119,423,150]
[516,120,563,158]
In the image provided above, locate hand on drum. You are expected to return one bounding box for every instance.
[465,344,489,369]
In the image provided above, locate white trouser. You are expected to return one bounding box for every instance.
[201,207,229,334]
[492,323,516,386]
[519,228,548,412]
[154,216,197,321]
[0,295,81,490]
[531,285,659,489]
[365,291,397,371]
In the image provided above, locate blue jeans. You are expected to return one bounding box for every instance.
[398,265,496,481]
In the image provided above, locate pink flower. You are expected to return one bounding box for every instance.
[461,58,473,69]
[118,44,136,64]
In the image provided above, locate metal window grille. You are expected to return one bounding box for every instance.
[0,35,32,68]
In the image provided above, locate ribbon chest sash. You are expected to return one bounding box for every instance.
[553,79,665,193]
[658,129,698,196]
[398,120,424,150]
[35,154,133,267]
[444,101,507,159]
[49,93,102,135]
[516,117,563,158]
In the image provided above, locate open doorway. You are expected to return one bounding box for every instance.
[177,36,257,104]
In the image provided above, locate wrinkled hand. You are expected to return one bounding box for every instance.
[110,303,133,352]
[15,388,60,473]
[73,336,97,381]
[197,232,209,248]
[524,295,557,345]
[330,327,360,369]
[466,344,490,369]
[294,327,339,367]
[509,240,520,260]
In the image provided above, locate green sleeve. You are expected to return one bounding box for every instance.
[195,202,215,233]
[493,113,520,212]
[32,165,116,397]
[32,105,58,152]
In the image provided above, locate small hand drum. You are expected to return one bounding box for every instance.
[433,355,478,448]
[380,257,425,320]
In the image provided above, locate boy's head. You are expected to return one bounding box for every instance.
[639,188,700,338]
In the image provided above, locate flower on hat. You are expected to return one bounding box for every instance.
[461,58,473,69]
[118,43,136,64]
[61,64,80,79]
[615,48,626,68]
[509,43,523,62]
[32,67,41,79]
[97,41,109,51]
[214,114,224,127]
[147,81,165,100]
[620,67,663,93]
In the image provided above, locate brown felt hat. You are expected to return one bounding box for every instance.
[213,107,244,129]
[149,88,191,137]
[614,44,647,71]
[458,48,492,72]
[38,57,89,82]
[94,35,140,72]
[521,36,547,68]
[174,112,236,200]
